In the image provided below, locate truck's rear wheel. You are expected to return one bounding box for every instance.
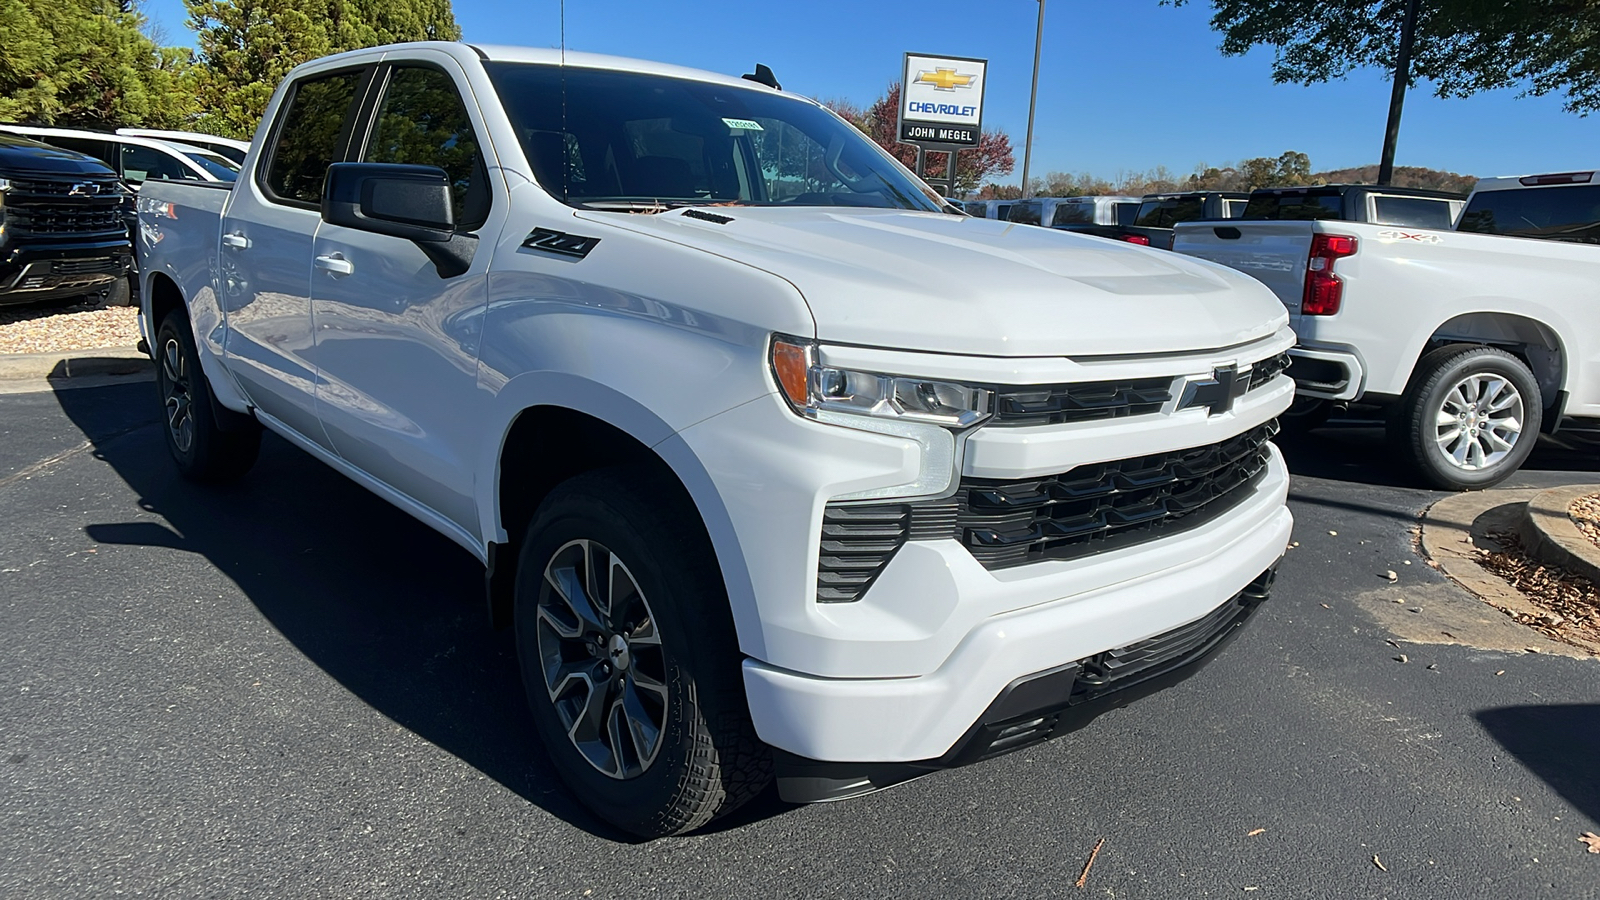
[154,313,261,483]
[1392,345,1541,490]
[513,469,771,838]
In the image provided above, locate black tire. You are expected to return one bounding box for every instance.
[513,468,771,838]
[153,312,261,483]
[1390,344,1542,490]
[1276,396,1332,437]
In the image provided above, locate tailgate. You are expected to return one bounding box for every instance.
[1173,220,1313,312]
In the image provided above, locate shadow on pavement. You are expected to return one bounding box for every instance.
[1277,417,1600,488]
[52,380,791,841]
[1475,704,1600,824]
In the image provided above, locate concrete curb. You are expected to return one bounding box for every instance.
[1517,485,1600,585]
[1420,486,1593,656]
[0,347,150,380]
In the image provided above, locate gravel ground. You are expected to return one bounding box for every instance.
[1573,493,1600,550]
[0,295,139,354]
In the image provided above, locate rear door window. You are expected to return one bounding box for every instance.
[1008,201,1042,225]
[1224,199,1248,218]
[362,65,489,227]
[263,69,364,205]
[1457,184,1600,243]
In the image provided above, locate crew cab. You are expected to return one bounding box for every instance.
[1174,170,1600,489]
[1126,191,1250,249]
[137,42,1296,837]
[0,133,132,307]
[1241,184,1465,229]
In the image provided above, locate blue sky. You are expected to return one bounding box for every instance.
[143,0,1599,182]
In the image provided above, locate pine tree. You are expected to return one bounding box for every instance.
[0,0,198,128]
[187,0,461,140]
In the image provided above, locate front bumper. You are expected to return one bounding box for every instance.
[773,565,1277,802]
[0,237,132,306]
[741,448,1290,764]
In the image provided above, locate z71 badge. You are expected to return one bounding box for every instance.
[521,228,601,259]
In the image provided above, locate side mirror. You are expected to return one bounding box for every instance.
[322,162,455,242]
[321,162,476,278]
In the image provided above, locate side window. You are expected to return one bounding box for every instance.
[363,66,488,227]
[264,70,363,205]
[120,144,191,185]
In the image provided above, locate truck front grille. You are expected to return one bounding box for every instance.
[816,421,1279,599]
[944,420,1278,569]
[3,177,127,237]
[991,376,1173,426]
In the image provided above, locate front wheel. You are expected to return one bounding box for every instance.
[513,469,771,838]
[1391,345,1542,490]
[154,313,261,483]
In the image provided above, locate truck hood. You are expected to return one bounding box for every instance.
[580,206,1287,357]
[0,133,120,178]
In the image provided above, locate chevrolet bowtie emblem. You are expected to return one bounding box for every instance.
[915,67,977,91]
[1179,364,1250,416]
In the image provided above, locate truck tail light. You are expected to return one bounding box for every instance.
[1302,233,1357,316]
[1120,234,1150,246]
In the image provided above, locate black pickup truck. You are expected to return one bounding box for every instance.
[0,133,132,306]
[1124,191,1250,249]
[1241,184,1465,228]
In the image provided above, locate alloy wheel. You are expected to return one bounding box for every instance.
[536,539,669,779]
[160,336,195,454]
[1432,372,1524,471]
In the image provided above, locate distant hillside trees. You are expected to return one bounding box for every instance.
[978,151,1474,198]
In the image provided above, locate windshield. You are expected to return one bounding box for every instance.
[1457,184,1600,243]
[184,151,240,181]
[485,63,942,212]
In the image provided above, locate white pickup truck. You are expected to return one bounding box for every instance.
[1174,172,1600,489]
[136,41,1295,837]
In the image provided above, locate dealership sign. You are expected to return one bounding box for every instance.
[899,53,987,147]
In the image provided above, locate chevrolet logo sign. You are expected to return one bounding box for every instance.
[1178,364,1250,416]
[915,67,977,91]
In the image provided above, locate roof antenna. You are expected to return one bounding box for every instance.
[559,0,569,201]
[742,64,781,90]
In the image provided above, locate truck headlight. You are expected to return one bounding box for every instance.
[770,336,992,500]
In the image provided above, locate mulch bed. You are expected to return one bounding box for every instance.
[1476,530,1600,650]
[1573,492,1600,552]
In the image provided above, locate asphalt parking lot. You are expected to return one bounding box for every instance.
[3,380,1599,899]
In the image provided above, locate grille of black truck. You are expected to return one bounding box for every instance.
[3,177,127,236]
[943,420,1278,569]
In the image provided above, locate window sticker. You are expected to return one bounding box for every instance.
[722,117,764,132]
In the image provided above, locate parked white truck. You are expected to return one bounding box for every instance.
[136,42,1295,837]
[1174,171,1600,489]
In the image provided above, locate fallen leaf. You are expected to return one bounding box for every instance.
[1580,832,1600,853]
[1244,887,1259,892]
[1403,560,1412,565]
[1408,607,1422,613]
[1495,670,1506,676]
[1075,837,1105,889]
[1329,530,1338,536]
[1441,631,1454,638]
[1394,654,1409,664]
[1373,855,1388,872]
[1385,570,1399,582]
[1321,603,1331,609]
[1526,647,1541,654]
[1247,828,1266,836]
[1385,639,1401,648]
[1427,664,1438,670]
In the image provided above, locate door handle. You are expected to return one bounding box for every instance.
[221,232,250,250]
[314,254,354,276]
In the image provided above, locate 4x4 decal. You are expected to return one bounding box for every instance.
[521,227,600,259]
